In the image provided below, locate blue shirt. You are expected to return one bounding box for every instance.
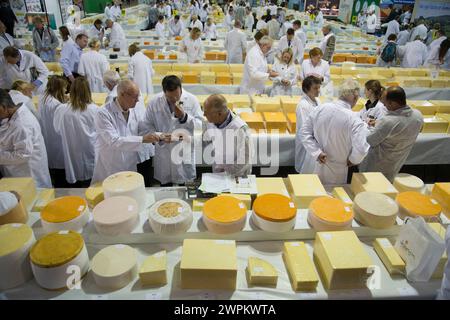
[59,41,82,76]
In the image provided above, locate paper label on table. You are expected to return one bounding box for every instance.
[397,287,419,297]
[58,230,69,235]
[380,239,392,248]
[289,202,295,208]
[145,292,162,300]
[78,205,85,212]
[215,240,234,245]
[199,292,216,300]
[91,294,109,300]
[115,244,125,249]
[322,233,332,241]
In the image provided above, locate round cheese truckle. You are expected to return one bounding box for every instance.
[353,192,399,229]
[102,171,147,212]
[396,191,442,222]
[393,173,425,193]
[252,194,297,232]
[149,198,193,235]
[308,196,353,231]
[202,195,247,234]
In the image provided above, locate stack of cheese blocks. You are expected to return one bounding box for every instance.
[263,112,288,133]
[252,96,281,112]
[240,112,265,133]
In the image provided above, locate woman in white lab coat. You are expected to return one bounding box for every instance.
[155,15,166,39]
[300,47,330,85]
[295,75,321,174]
[89,19,105,41]
[78,39,110,93]
[398,36,428,68]
[179,27,204,63]
[203,18,217,40]
[270,48,297,96]
[0,89,51,188]
[128,43,155,94]
[53,77,97,186]
[8,80,38,119]
[359,80,387,123]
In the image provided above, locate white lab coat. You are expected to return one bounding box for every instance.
[437,226,450,300]
[315,11,324,27]
[224,28,247,64]
[256,19,267,31]
[279,21,293,38]
[189,19,203,32]
[301,100,370,185]
[267,19,280,40]
[270,60,297,96]
[318,32,334,60]
[300,59,331,85]
[109,5,122,21]
[38,95,65,169]
[88,25,104,40]
[104,6,112,19]
[358,100,387,123]
[0,105,51,188]
[295,95,320,173]
[139,90,203,184]
[245,14,254,31]
[240,44,269,95]
[398,40,428,68]
[428,36,447,52]
[384,19,400,40]
[0,32,16,51]
[8,90,38,119]
[169,19,183,37]
[409,24,428,42]
[155,22,166,39]
[179,36,204,63]
[204,23,217,40]
[78,50,110,93]
[128,51,155,95]
[277,35,303,64]
[92,99,151,183]
[53,103,98,183]
[295,29,307,47]
[396,30,410,46]
[225,14,234,31]
[366,13,377,34]
[109,22,127,52]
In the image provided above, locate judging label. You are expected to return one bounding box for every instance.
[115,244,125,249]
[58,230,69,235]
[379,238,392,248]
[78,205,85,212]
[215,240,234,245]
[322,233,332,241]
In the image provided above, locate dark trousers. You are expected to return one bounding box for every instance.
[137,158,155,187]
[49,168,68,188]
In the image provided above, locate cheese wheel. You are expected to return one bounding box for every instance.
[0,192,28,225]
[85,182,104,209]
[148,199,193,235]
[91,244,138,289]
[252,194,297,232]
[202,196,247,234]
[103,171,146,212]
[308,197,353,231]
[0,224,35,290]
[30,230,89,290]
[396,191,442,221]
[40,196,90,233]
[353,192,399,229]
[393,173,425,193]
[93,196,139,236]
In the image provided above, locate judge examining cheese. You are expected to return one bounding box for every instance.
[105,19,127,53]
[300,47,330,85]
[127,43,155,95]
[179,27,204,63]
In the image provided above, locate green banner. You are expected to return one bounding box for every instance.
[351,0,380,25]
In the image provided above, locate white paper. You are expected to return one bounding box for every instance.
[145,292,162,300]
[199,173,231,194]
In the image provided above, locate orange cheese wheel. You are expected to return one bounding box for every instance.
[253,194,296,222]
[396,191,441,218]
[203,196,247,223]
[309,197,354,224]
[41,196,87,223]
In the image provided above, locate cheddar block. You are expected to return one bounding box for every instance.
[180,239,237,290]
[246,257,278,286]
[173,63,204,73]
[415,77,432,87]
[0,178,36,208]
[157,53,165,60]
[229,64,244,73]
[409,69,429,77]
[252,96,281,112]
[200,71,215,84]
[351,172,398,199]
[280,96,301,113]
[85,182,104,209]
[421,116,449,133]
[283,242,319,291]
[332,187,353,205]
[431,183,450,216]
[430,101,450,114]
[143,50,155,59]
[390,68,410,77]
[166,71,183,79]
[373,238,405,275]
[92,93,108,106]
[286,113,296,133]
[232,73,243,85]
[330,66,341,75]
[182,71,199,84]
[409,100,437,115]
[263,112,288,133]
[313,231,373,290]
[216,72,232,84]
[153,64,173,75]
[226,94,251,108]
[239,112,265,130]
[216,52,227,61]
[209,64,230,73]
[376,69,394,78]
[428,223,447,279]
[205,52,217,60]
[435,113,450,133]
[431,79,448,88]
[256,177,289,196]
[287,174,327,209]
[139,250,167,286]
[332,54,347,63]
[32,189,55,212]
[169,53,177,60]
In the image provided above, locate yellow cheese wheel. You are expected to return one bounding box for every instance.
[203,196,247,223]
[0,224,33,257]
[30,231,84,267]
[309,197,353,224]
[41,196,87,223]
[396,191,442,218]
[253,194,296,222]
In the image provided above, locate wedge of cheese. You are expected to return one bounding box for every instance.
[283,242,319,291]
[139,250,167,286]
[373,238,405,275]
[246,257,278,286]
[85,182,104,209]
[287,174,327,209]
[351,172,398,199]
[332,187,353,205]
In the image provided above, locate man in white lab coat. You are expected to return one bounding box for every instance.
[78,38,110,93]
[139,76,203,185]
[267,15,280,40]
[109,1,122,21]
[92,80,160,183]
[366,10,377,35]
[301,79,370,185]
[409,20,428,42]
[0,89,51,188]
[127,43,154,95]
[240,36,278,95]
[203,94,252,177]
[224,20,247,64]
[189,14,203,32]
[319,25,336,63]
[383,16,400,42]
[105,19,127,53]
[277,28,303,64]
[398,36,428,68]
[245,7,254,32]
[359,87,423,182]
[168,15,184,37]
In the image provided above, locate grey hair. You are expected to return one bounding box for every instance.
[323,24,332,32]
[117,79,139,95]
[103,70,120,88]
[338,78,360,100]
[259,35,273,46]
[205,94,228,113]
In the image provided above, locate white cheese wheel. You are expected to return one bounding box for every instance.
[93,196,139,236]
[148,198,193,235]
[103,171,147,212]
[393,173,425,193]
[353,192,399,229]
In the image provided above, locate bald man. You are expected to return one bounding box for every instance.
[92,80,160,183]
[203,94,252,177]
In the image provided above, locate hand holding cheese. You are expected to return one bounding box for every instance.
[143,132,161,144]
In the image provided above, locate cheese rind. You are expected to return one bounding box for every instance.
[149,198,193,235]
[139,250,167,286]
[283,242,319,291]
[93,196,139,236]
[103,171,147,212]
[308,197,353,231]
[252,194,297,232]
[0,177,36,208]
[287,174,327,209]
[353,192,399,229]
[393,173,425,193]
[351,172,398,199]
[373,238,405,275]
[396,191,442,221]
[246,257,278,286]
[40,196,90,233]
[203,196,246,234]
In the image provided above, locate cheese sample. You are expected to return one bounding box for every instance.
[41,196,90,233]
[431,183,450,216]
[353,192,398,229]
[239,112,265,130]
[393,173,425,193]
[0,224,35,290]
[0,192,28,225]
[30,230,89,290]
[32,189,55,212]
[308,197,353,231]
[263,112,288,133]
[252,96,281,112]
[280,96,300,113]
[282,242,319,291]
[180,239,238,290]
[396,191,442,221]
[182,71,199,84]
[139,250,167,286]
[373,238,405,275]
[252,194,297,232]
[103,171,147,211]
[149,198,193,235]
[421,115,449,133]
[429,100,450,114]
[203,196,247,234]
[287,174,327,209]
[246,257,278,286]
[313,231,373,290]
[93,196,139,236]
[332,187,353,205]
[428,223,447,279]
[256,177,289,196]
[85,182,104,209]
[91,244,138,289]
[351,172,398,199]
[0,177,36,208]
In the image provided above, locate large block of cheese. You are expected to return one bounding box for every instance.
[286,113,296,133]
[415,77,432,87]
[173,63,204,73]
[226,94,251,108]
[153,64,173,75]
[92,93,108,106]
[409,69,429,77]
[216,52,227,61]
[287,174,327,209]
[209,64,229,73]
[373,238,405,275]
[0,178,36,208]
[139,250,167,286]
[391,68,410,77]
[246,257,278,286]
[200,71,215,84]
[428,223,447,279]
[143,50,155,59]
[263,112,288,133]
[332,187,352,205]
[429,101,450,114]
[182,71,199,84]
[239,112,265,130]
[409,100,437,115]
[229,64,244,73]
[421,116,449,133]
[216,72,232,84]
[340,67,359,75]
[256,177,289,196]
[313,231,373,290]
[252,96,281,112]
[283,242,319,291]
[180,239,237,290]
[376,69,394,78]
[280,96,300,113]
[431,79,448,88]
[32,189,55,212]
[351,172,398,199]
[431,183,450,216]
[435,113,450,133]
[232,73,243,85]
[205,52,217,60]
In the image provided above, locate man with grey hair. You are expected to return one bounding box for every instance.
[203,94,252,177]
[105,18,127,52]
[301,79,370,184]
[92,79,160,183]
[318,25,335,63]
[224,20,247,64]
[103,70,121,104]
